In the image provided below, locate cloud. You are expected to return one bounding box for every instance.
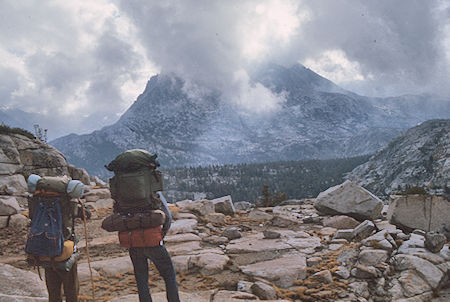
[297,0,450,96]
[1,0,449,139]
[0,0,155,138]
[118,0,450,99]
[117,0,303,111]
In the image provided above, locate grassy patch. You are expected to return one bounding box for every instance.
[0,124,35,139]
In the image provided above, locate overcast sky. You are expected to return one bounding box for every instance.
[1,0,449,139]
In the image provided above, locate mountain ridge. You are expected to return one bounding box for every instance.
[50,63,450,177]
[347,119,450,197]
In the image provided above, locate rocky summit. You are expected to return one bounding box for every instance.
[0,132,91,229]
[347,119,450,197]
[50,64,450,177]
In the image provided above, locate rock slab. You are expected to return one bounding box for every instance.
[313,180,383,221]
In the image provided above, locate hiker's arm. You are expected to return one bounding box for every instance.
[158,192,172,236]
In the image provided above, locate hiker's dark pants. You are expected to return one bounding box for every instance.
[45,261,79,302]
[129,245,180,302]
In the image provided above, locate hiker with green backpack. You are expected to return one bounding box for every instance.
[103,149,181,302]
[25,174,91,302]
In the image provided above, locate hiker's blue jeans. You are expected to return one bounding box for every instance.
[129,245,180,302]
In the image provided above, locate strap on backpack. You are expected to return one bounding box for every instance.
[31,256,42,280]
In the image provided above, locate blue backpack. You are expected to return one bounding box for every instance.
[25,198,64,257]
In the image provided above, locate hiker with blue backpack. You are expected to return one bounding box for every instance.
[25,175,90,302]
[102,149,181,302]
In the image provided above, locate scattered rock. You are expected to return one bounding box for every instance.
[398,269,432,298]
[110,290,216,302]
[203,235,228,245]
[234,201,252,211]
[205,213,226,224]
[0,216,8,229]
[306,256,322,267]
[352,220,376,240]
[240,253,307,288]
[263,230,281,239]
[226,233,292,255]
[251,281,277,300]
[333,229,354,241]
[361,230,395,251]
[176,199,215,216]
[248,209,273,221]
[90,256,134,277]
[312,270,333,283]
[211,195,235,215]
[166,241,202,256]
[424,231,446,253]
[351,265,380,279]
[313,180,383,221]
[348,281,370,299]
[392,254,444,289]
[189,252,230,275]
[323,215,360,229]
[222,227,242,240]
[271,215,299,228]
[438,222,450,240]
[334,266,350,279]
[164,233,202,244]
[212,290,259,302]
[171,255,191,273]
[167,219,198,235]
[236,280,253,293]
[0,264,48,299]
[337,248,360,267]
[0,196,21,216]
[303,216,321,224]
[358,249,389,266]
[8,213,28,229]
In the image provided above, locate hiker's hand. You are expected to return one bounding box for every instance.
[83,206,92,219]
[76,205,92,219]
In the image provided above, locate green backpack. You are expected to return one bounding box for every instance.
[106,149,163,212]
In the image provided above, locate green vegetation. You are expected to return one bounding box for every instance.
[163,155,370,202]
[0,124,35,139]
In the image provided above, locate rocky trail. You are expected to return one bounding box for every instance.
[1,183,449,302]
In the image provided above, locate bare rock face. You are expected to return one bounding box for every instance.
[251,282,277,300]
[0,264,48,299]
[0,132,92,229]
[0,133,89,180]
[313,181,383,221]
[388,194,450,232]
[0,196,21,216]
[347,119,450,197]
